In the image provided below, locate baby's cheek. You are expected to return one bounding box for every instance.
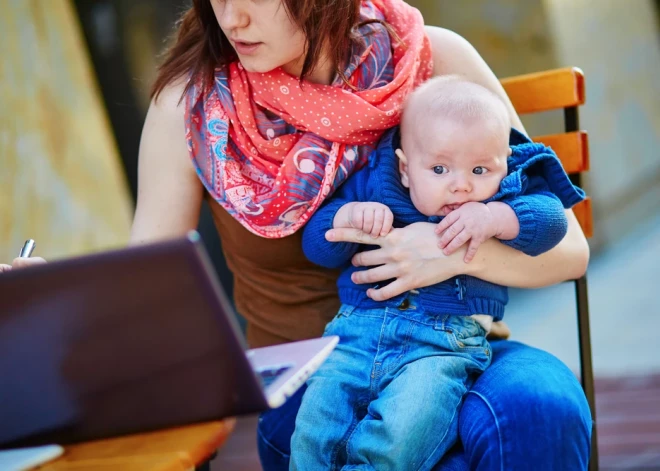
[482,177,503,199]
[412,190,442,217]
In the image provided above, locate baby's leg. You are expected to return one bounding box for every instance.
[290,312,380,470]
[344,340,490,470]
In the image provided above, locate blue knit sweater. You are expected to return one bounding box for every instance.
[302,127,585,320]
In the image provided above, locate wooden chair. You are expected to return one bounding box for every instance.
[501,67,597,470]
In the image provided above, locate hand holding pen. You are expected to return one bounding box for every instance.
[0,239,47,273]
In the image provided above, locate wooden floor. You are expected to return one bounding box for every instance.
[210,374,660,470]
[596,374,660,470]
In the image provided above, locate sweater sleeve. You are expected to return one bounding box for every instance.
[302,166,374,269]
[499,175,569,256]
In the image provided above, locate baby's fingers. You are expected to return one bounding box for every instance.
[370,208,385,237]
[381,209,394,236]
[361,207,375,235]
[463,238,482,263]
[435,211,459,236]
[443,229,470,255]
[438,220,464,249]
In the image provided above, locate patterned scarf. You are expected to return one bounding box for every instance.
[185,0,432,238]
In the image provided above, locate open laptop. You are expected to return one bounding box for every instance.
[0,232,338,448]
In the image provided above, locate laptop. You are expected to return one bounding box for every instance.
[0,232,338,448]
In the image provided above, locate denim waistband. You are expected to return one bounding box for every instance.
[341,291,486,327]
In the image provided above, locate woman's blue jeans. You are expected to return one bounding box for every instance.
[257,340,592,471]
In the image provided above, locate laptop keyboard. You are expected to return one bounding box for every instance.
[256,365,292,388]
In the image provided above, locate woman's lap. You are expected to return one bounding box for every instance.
[257,340,592,471]
[454,340,592,470]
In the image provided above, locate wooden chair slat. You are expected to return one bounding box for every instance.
[573,198,593,238]
[532,131,590,173]
[501,67,585,114]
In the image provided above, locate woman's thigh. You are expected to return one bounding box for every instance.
[456,340,592,471]
[257,384,304,471]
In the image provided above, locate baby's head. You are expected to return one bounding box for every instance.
[397,76,511,217]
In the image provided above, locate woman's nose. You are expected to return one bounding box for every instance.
[217,0,250,31]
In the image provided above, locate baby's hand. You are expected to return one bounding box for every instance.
[333,202,394,237]
[435,202,499,263]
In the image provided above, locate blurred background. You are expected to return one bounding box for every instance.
[1,0,659,469]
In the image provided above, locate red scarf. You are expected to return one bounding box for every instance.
[186,0,432,238]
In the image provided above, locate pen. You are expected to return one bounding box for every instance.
[19,239,36,258]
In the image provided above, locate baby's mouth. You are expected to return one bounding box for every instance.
[442,203,465,213]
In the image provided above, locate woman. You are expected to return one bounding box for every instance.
[3,0,592,469]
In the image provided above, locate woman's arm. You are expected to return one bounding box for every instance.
[328,211,587,301]
[468,209,588,286]
[130,81,204,245]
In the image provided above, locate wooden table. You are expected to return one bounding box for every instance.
[35,419,236,471]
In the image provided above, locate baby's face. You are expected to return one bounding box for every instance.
[399,115,509,217]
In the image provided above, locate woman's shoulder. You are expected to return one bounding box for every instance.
[423,25,482,78]
[423,25,468,45]
[149,77,189,123]
[141,78,191,149]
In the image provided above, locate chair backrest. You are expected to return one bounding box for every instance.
[501,67,593,237]
[500,66,598,471]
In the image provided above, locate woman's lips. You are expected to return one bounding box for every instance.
[233,41,262,55]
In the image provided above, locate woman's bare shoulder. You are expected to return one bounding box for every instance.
[423,25,483,78]
[149,78,189,123]
[141,75,193,156]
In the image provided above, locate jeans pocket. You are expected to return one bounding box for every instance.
[448,331,492,374]
[445,317,490,354]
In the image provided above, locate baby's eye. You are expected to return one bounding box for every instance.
[473,167,488,175]
[433,165,447,174]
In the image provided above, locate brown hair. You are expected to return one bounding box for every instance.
[151,0,371,101]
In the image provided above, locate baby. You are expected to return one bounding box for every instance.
[291,76,585,471]
[339,76,522,264]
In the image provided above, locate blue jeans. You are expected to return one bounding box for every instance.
[258,335,592,470]
[290,303,491,471]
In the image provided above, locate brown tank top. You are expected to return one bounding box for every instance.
[206,194,341,348]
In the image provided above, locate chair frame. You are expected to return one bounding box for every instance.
[566,105,598,471]
[502,67,598,470]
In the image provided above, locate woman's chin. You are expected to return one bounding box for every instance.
[238,59,278,74]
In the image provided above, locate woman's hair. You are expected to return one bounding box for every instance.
[151,0,364,101]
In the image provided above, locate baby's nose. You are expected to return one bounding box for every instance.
[451,175,472,192]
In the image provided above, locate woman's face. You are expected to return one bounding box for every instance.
[211,0,308,77]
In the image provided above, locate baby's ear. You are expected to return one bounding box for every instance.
[507,147,513,157]
[395,149,410,188]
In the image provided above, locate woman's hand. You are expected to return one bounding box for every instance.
[326,221,468,301]
[0,257,47,273]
